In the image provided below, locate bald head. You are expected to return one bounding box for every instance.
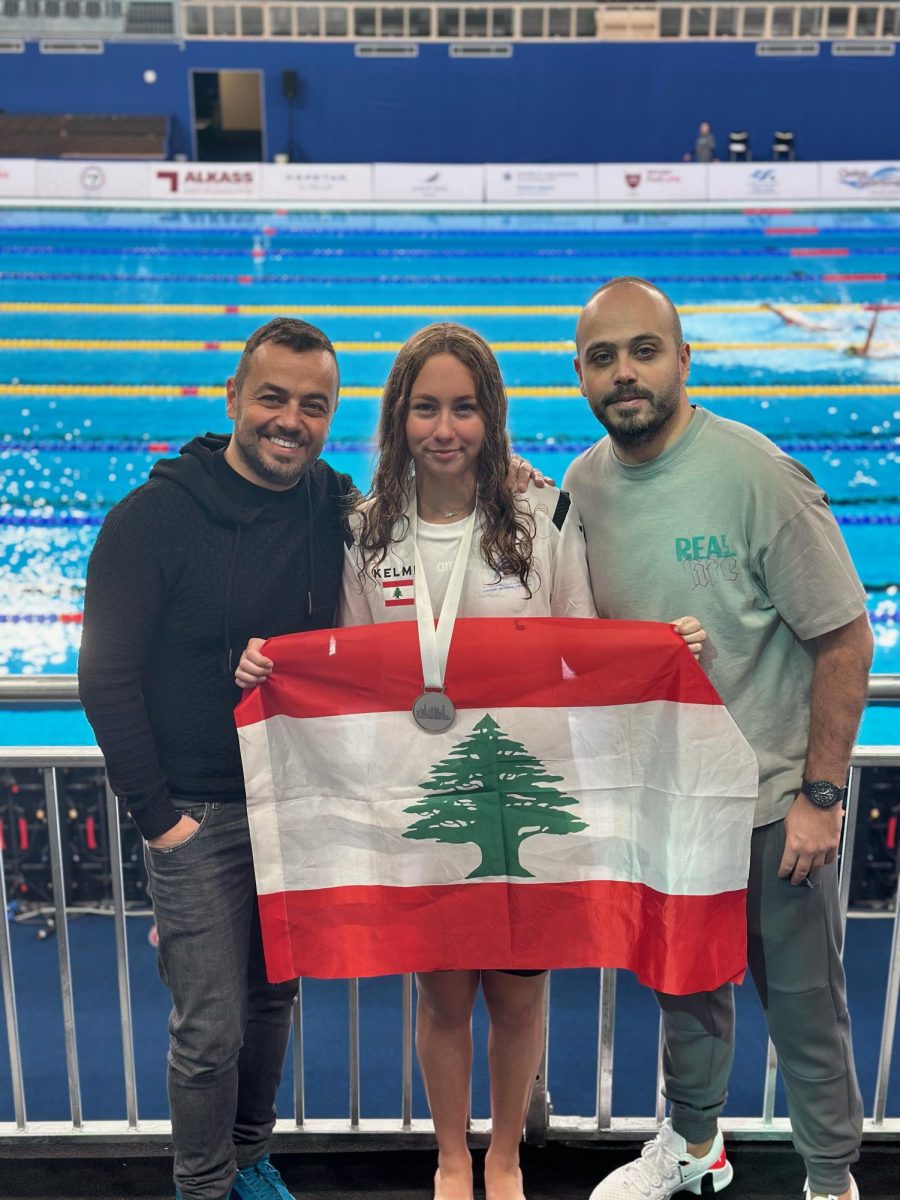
[573,277,692,462]
[576,277,683,352]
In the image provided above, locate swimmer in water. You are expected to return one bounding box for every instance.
[845,307,900,358]
[762,302,862,333]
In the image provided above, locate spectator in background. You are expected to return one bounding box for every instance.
[684,120,717,163]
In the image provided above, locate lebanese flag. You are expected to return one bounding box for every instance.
[236,618,757,995]
[383,578,414,607]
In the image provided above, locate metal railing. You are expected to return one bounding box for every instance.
[1,1,899,43]
[1,679,898,1147]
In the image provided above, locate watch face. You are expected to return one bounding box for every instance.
[805,780,842,809]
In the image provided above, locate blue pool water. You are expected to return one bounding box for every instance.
[0,207,898,745]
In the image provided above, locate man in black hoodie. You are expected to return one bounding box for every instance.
[78,318,354,1200]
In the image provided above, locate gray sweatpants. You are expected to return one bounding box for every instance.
[655,818,863,1196]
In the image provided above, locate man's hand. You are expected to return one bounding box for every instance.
[778,792,844,885]
[671,615,707,659]
[235,637,273,688]
[148,814,200,850]
[507,456,556,494]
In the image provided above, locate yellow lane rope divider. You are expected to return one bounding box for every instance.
[4,383,900,399]
[0,339,870,353]
[0,338,578,353]
[0,301,862,318]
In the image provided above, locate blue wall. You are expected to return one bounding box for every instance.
[1,40,897,163]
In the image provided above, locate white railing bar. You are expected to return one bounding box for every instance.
[595,966,615,1129]
[105,780,139,1128]
[0,831,27,1129]
[872,878,900,1124]
[348,978,361,1127]
[291,988,305,1126]
[654,1018,665,1124]
[2,1112,900,1144]
[401,972,413,1128]
[5,674,899,704]
[43,766,83,1128]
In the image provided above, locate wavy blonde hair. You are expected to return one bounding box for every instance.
[356,323,535,590]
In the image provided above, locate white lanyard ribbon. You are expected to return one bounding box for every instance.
[411,493,476,692]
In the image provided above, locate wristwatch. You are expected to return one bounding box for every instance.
[800,777,846,810]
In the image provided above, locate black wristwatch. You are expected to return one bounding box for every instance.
[800,777,846,810]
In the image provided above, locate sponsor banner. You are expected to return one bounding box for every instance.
[35,160,153,200]
[260,163,373,202]
[0,157,37,197]
[373,162,484,203]
[707,162,820,201]
[595,163,708,203]
[485,164,596,202]
[820,161,900,201]
[149,163,261,200]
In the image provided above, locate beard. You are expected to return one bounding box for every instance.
[231,427,315,489]
[588,378,681,446]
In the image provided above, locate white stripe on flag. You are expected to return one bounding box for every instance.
[239,700,757,898]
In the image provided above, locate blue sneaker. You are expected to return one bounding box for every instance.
[231,1155,296,1200]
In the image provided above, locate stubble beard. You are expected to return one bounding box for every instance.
[232,428,314,489]
[589,379,681,448]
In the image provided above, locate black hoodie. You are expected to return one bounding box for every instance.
[78,434,355,840]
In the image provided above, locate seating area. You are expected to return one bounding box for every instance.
[0,114,168,159]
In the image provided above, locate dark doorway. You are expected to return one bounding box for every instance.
[191,70,264,162]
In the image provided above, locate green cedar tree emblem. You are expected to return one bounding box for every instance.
[403,714,587,878]
[393,587,402,599]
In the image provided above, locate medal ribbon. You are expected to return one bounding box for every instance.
[411,494,477,692]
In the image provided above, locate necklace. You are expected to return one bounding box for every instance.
[442,508,462,518]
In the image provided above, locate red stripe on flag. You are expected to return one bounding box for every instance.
[384,598,415,607]
[257,879,747,994]
[382,580,413,589]
[235,618,723,724]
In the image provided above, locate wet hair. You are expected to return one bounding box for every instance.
[356,323,535,591]
[233,317,339,395]
[580,276,684,346]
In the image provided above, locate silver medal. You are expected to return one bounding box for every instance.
[412,690,456,733]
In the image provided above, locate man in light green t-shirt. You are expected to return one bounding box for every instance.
[563,278,873,1200]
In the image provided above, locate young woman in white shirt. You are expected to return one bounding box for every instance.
[236,323,705,1200]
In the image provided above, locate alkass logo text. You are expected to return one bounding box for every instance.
[156,169,257,195]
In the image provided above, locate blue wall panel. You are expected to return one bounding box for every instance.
[0,40,897,163]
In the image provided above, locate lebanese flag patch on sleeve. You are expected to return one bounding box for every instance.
[235,617,758,994]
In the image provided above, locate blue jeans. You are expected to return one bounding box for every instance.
[145,800,299,1200]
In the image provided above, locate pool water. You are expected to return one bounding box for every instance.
[0,207,898,744]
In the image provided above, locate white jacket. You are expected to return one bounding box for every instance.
[339,484,598,626]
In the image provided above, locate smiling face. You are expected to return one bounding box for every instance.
[574,281,692,462]
[224,341,339,490]
[404,352,486,489]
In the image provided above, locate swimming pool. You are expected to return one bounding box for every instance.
[1,206,898,743]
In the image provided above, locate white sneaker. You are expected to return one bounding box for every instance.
[589,1119,733,1199]
[804,1174,859,1200]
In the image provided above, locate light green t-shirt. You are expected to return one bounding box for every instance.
[562,406,867,827]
